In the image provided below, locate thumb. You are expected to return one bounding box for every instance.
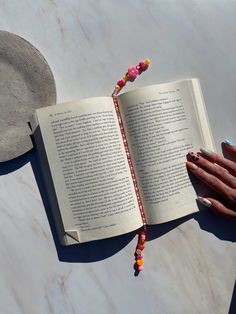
[223,139,236,160]
[198,196,236,219]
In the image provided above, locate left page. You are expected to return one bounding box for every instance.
[32,97,143,243]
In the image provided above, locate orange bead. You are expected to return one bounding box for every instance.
[136,259,143,266]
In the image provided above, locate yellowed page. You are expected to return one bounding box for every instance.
[118,79,214,224]
[33,97,142,242]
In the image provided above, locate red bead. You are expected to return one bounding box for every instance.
[139,60,148,71]
[117,79,126,87]
[127,66,139,82]
[137,243,145,250]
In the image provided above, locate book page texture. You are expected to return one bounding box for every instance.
[118,79,214,224]
[35,97,142,242]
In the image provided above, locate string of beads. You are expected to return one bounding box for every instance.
[135,226,147,272]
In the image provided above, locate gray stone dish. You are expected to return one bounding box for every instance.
[0,30,56,162]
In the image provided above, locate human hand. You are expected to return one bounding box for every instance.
[186,139,236,219]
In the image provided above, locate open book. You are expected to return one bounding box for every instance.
[30,79,214,245]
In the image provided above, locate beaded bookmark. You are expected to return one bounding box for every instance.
[112,59,151,96]
[112,59,150,272]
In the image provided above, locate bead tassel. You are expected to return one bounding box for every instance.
[135,226,146,272]
[112,59,151,96]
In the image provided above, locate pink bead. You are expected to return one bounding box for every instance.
[136,255,143,259]
[137,244,145,250]
[140,234,146,240]
[127,66,139,82]
[117,79,126,87]
[139,60,148,71]
[138,266,143,271]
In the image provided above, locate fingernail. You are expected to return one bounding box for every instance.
[186,151,200,161]
[197,196,212,207]
[185,161,198,170]
[200,148,213,157]
[224,139,234,147]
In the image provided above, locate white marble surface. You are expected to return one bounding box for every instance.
[0,1,236,313]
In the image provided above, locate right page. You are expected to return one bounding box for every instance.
[118,79,214,224]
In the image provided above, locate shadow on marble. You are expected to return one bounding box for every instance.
[229,280,236,314]
[146,209,236,244]
[0,150,192,263]
[194,210,236,242]
[147,213,197,241]
[0,149,32,175]
[147,168,236,243]
[0,151,235,266]
[29,150,138,263]
[186,170,236,242]
[0,150,134,262]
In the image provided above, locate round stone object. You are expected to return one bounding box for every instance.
[0,31,56,162]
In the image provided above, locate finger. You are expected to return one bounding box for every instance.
[198,196,236,219]
[186,161,234,203]
[186,152,236,188]
[222,139,236,161]
[200,148,236,177]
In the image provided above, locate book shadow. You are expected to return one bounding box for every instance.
[0,150,138,262]
[148,209,236,242]
[229,280,236,314]
[1,153,235,266]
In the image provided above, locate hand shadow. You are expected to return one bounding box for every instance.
[186,170,236,242]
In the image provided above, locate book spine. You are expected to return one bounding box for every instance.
[113,96,147,225]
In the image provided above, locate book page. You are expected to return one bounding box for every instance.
[33,97,142,242]
[118,79,214,224]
